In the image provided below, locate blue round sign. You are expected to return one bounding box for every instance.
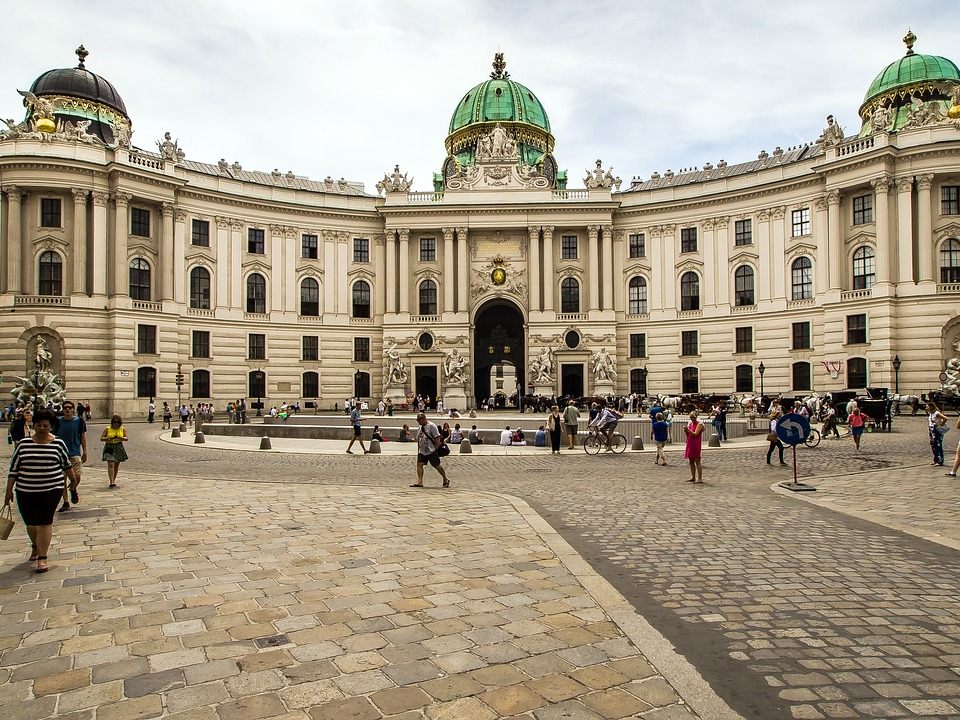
[776,413,810,446]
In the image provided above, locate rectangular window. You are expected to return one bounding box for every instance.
[792,362,812,392]
[680,227,698,253]
[852,194,873,225]
[419,237,436,262]
[353,237,369,263]
[302,335,319,361]
[302,234,318,259]
[734,219,752,246]
[791,208,811,237]
[791,322,811,350]
[40,198,62,228]
[846,314,867,345]
[136,325,157,355]
[130,207,151,237]
[561,235,578,259]
[680,330,698,357]
[735,326,753,354]
[628,233,645,258]
[191,219,210,247]
[192,330,210,359]
[629,333,646,359]
[248,333,266,361]
[354,337,370,362]
[247,228,265,254]
[942,186,960,215]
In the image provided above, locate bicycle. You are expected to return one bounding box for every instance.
[583,425,627,454]
[803,428,821,448]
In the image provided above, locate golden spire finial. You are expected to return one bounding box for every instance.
[76,44,88,68]
[490,52,508,80]
[903,28,916,55]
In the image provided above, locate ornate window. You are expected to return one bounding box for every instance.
[189,267,211,309]
[136,367,156,398]
[302,371,319,398]
[847,358,867,389]
[246,273,267,314]
[681,366,699,394]
[129,258,151,300]
[735,364,753,393]
[38,250,62,296]
[627,276,648,315]
[560,277,580,313]
[419,279,438,315]
[940,238,960,283]
[300,277,320,316]
[791,257,813,300]
[792,361,812,392]
[352,280,371,318]
[852,246,875,289]
[680,272,699,311]
[734,265,755,306]
[191,369,211,398]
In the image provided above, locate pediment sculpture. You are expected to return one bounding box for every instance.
[583,159,622,190]
[376,165,413,195]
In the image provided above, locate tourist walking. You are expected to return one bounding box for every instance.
[849,406,866,450]
[767,410,787,466]
[683,411,704,482]
[345,404,368,454]
[5,409,77,573]
[162,402,172,429]
[652,412,669,465]
[562,399,580,450]
[945,415,960,476]
[56,401,87,512]
[410,412,450,488]
[8,409,32,444]
[546,404,563,454]
[100,415,129,488]
[927,401,949,466]
[821,401,841,439]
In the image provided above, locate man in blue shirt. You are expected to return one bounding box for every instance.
[652,412,670,465]
[56,400,87,512]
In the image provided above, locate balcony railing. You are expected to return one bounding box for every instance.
[14,295,69,306]
[410,315,440,324]
[187,307,215,317]
[677,309,703,318]
[836,136,875,157]
[840,288,872,301]
[625,313,650,321]
[350,317,374,325]
[132,300,162,312]
[298,315,322,323]
[244,312,270,322]
[731,304,757,314]
[556,312,587,322]
[938,283,960,294]
[407,192,444,203]
[552,189,589,200]
[786,298,816,309]
[125,151,165,170]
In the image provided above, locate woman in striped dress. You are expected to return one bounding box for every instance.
[4,409,75,573]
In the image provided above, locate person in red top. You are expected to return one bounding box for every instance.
[683,411,705,483]
[848,406,866,450]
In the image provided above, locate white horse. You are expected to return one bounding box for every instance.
[890,393,921,415]
[655,394,683,410]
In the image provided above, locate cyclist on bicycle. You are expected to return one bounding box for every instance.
[589,403,623,452]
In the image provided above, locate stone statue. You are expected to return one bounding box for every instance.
[10,336,68,411]
[943,357,960,394]
[218,158,229,173]
[817,115,845,147]
[157,131,184,162]
[113,118,132,148]
[871,105,894,134]
[442,348,468,386]
[592,348,617,382]
[376,164,413,195]
[903,94,947,130]
[384,343,408,386]
[17,89,55,126]
[62,119,100,144]
[583,159,622,190]
[475,123,518,161]
[530,346,555,385]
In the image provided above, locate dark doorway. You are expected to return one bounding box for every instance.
[473,299,525,407]
[415,366,438,406]
[561,363,584,398]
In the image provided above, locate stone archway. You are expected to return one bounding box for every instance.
[473,298,525,408]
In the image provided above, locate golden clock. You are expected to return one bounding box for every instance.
[491,267,507,285]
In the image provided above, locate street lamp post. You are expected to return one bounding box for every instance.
[758,361,766,403]
[892,355,902,395]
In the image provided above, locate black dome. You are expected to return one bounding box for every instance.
[30,66,127,116]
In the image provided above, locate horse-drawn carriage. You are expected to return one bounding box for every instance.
[925,390,960,415]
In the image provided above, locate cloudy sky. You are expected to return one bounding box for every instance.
[1,1,953,193]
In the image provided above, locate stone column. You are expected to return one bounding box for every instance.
[214,217,230,308]
[442,227,455,313]
[336,232,349,314]
[649,226,663,310]
[813,197,829,295]
[456,227,468,312]
[322,230,337,314]
[91,191,109,296]
[756,209,772,302]
[71,188,88,297]
[270,225,285,313]
[661,225,676,310]
[173,209,186,304]
[527,226,540,312]
[715,218,730,305]
[398,229,410,313]
[542,225,555,311]
[701,219,716,307]
[374,234,386,317]
[826,190,842,290]
[895,177,914,285]
[161,202,175,301]
[229,219,242,308]
[770,207,786,301]
[112,191,131,297]
[612,229,626,313]
[587,225,600,311]
[601,224,613,310]
[284,227,297,312]
[871,176,892,286]
[917,174,935,283]
[4,187,22,294]
[385,229,397,314]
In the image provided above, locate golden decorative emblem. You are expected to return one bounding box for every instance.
[491,267,507,286]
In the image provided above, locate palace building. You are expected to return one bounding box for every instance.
[2,35,960,415]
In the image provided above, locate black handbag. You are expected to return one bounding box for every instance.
[437,442,451,457]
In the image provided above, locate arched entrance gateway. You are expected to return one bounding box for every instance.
[473,299,525,409]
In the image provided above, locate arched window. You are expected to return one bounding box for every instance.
[191,369,210,398]
[189,267,211,309]
[847,358,867,389]
[734,265,755,306]
[300,277,319,316]
[940,238,960,284]
[628,276,648,315]
[136,367,156,398]
[352,280,371,318]
[629,368,648,395]
[680,272,699,311]
[791,257,813,300]
[792,361,812,392]
[38,251,62,296]
[129,258,151,301]
[302,371,319,399]
[246,273,266,314]
[681,366,699,394]
[248,370,266,398]
[560,277,580,313]
[419,279,437,316]
[852,246,875,289]
[735,364,753,393]
[354,371,371,398]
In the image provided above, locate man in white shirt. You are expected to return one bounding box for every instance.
[410,412,450,488]
[499,426,512,446]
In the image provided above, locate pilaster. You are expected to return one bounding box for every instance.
[111,191,131,297]
[91,191,109,296]
[398,228,410,314]
[542,225,555,311]
[527,226,541,312]
[587,224,600,311]
[916,174,935,284]
[895,177,914,285]
[173,208,187,304]
[161,202,175,300]
[456,227,468,313]
[601,224,613,310]
[71,189,88,297]
[442,227,455,313]
[4,186,22,294]
[826,189,842,290]
[871,176,893,287]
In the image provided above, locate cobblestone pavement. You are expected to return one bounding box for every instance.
[3,415,960,720]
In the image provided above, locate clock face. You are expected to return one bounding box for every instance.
[491,267,507,285]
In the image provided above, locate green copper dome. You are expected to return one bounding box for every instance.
[448,60,550,134]
[863,52,960,105]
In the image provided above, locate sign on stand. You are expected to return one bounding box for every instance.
[776,412,816,492]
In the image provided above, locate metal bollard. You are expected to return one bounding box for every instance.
[460,439,472,453]
[369,439,381,454]
[171,428,180,438]
[259,436,272,450]
[179,423,186,433]
[632,435,644,451]
[193,432,205,444]
[708,432,721,448]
